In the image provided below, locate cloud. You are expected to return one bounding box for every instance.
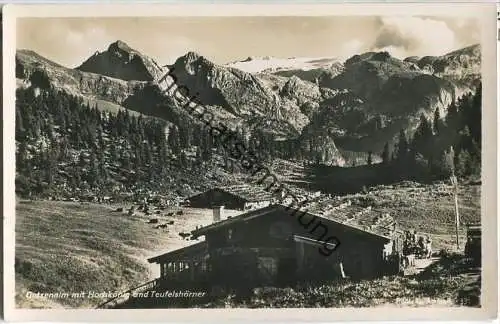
[18,16,478,68]
[371,16,458,58]
[156,36,198,65]
[62,26,115,67]
[22,20,115,68]
[338,39,365,60]
[444,18,480,47]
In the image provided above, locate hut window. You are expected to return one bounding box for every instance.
[201,261,209,272]
[201,260,212,272]
[258,257,278,276]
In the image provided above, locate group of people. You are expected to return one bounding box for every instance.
[403,230,432,259]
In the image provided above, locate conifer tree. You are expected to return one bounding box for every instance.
[456,149,471,177]
[413,114,433,158]
[446,99,458,123]
[470,82,482,145]
[433,108,443,135]
[395,129,409,163]
[382,142,390,165]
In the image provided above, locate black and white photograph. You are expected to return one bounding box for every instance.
[2,3,497,321]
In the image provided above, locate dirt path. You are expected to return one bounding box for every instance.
[414,257,440,273]
[404,257,440,276]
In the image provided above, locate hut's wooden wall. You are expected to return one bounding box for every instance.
[203,209,391,286]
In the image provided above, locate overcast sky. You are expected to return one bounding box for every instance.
[17,16,480,68]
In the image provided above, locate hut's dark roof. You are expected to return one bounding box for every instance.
[191,204,395,241]
[190,185,274,203]
[225,184,274,202]
[304,200,397,238]
[148,242,208,263]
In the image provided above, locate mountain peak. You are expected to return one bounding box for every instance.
[108,40,135,53]
[183,51,203,62]
[76,40,164,81]
[175,51,216,70]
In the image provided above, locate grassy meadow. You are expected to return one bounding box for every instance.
[364,183,481,251]
[14,199,241,308]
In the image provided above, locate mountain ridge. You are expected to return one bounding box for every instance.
[15,41,481,163]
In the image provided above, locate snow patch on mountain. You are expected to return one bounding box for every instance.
[226,56,340,74]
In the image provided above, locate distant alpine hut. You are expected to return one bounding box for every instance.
[148,204,403,291]
[186,186,273,211]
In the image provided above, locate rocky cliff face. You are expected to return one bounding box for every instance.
[168,51,317,135]
[17,49,145,105]
[170,52,280,117]
[76,40,164,81]
[319,51,421,100]
[412,44,480,93]
[307,49,470,152]
[414,44,480,78]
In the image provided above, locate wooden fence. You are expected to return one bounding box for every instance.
[95,278,159,309]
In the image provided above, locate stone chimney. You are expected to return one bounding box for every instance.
[213,205,225,223]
